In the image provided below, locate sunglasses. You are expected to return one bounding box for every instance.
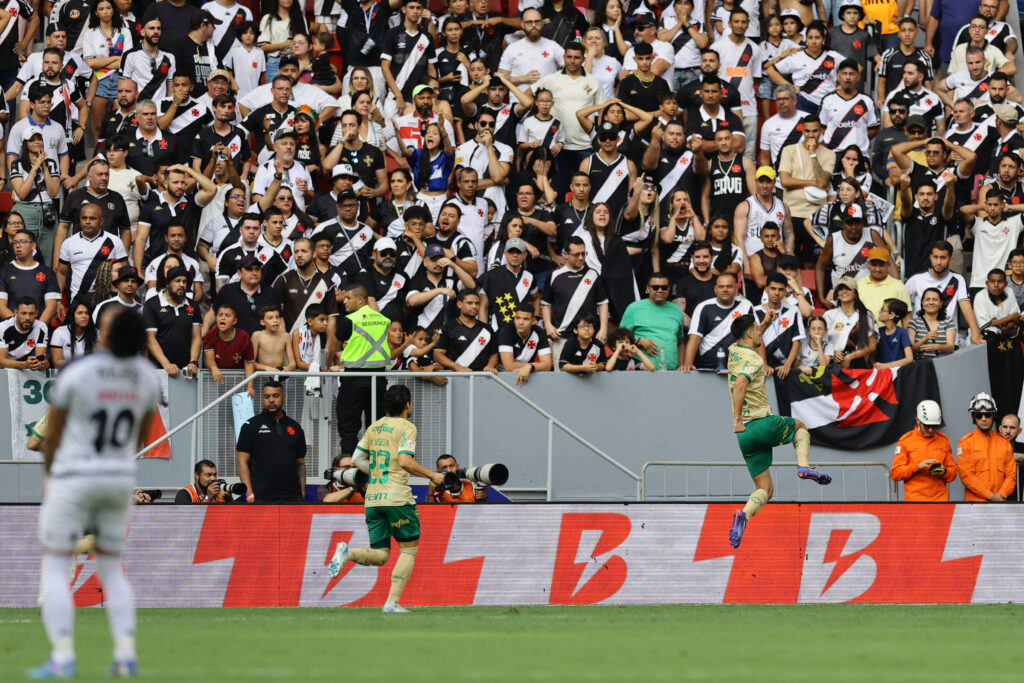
[649,284,670,291]
[598,134,616,142]
[477,120,495,128]
[974,412,995,418]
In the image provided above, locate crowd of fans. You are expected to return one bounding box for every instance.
[0,0,1022,497]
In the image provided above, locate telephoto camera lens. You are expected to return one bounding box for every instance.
[457,464,509,487]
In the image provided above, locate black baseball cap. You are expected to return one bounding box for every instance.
[238,254,263,269]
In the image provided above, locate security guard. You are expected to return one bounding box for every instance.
[334,282,391,453]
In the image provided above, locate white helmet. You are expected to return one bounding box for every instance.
[916,400,943,426]
[968,392,997,415]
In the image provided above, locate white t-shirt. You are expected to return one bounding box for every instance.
[225,44,266,95]
[970,213,1024,287]
[591,54,621,99]
[252,160,313,211]
[973,289,1020,329]
[107,166,145,229]
[498,36,564,84]
[823,306,877,352]
[712,35,763,118]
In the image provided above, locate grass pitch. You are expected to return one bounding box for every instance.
[2,604,1022,681]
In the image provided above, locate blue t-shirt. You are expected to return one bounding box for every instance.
[930,0,977,61]
[876,326,911,363]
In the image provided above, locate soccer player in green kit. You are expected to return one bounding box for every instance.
[727,314,831,548]
[327,384,445,612]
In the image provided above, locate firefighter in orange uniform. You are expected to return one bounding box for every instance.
[956,393,1017,502]
[891,400,958,501]
[429,454,487,502]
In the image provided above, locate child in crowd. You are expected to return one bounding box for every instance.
[387,320,411,370]
[202,303,255,395]
[225,21,265,94]
[605,327,655,371]
[291,303,329,371]
[874,299,913,369]
[798,315,830,375]
[251,305,295,372]
[405,325,447,386]
[559,312,607,374]
[310,32,337,87]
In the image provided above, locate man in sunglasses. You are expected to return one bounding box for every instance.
[870,94,909,189]
[956,392,1017,502]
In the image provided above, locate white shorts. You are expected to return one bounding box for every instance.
[39,475,134,554]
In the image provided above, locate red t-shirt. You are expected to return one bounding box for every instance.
[202,327,254,369]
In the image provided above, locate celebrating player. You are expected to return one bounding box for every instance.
[727,314,831,549]
[327,384,445,613]
[30,309,161,679]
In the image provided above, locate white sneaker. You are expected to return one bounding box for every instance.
[382,600,409,613]
[327,542,350,578]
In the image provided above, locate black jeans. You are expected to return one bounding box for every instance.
[335,374,387,454]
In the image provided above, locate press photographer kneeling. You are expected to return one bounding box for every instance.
[319,454,366,503]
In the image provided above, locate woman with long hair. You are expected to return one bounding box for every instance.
[49,299,97,368]
[907,288,957,358]
[376,168,432,238]
[593,0,628,60]
[757,14,799,122]
[582,202,638,321]
[410,123,454,222]
[90,260,115,310]
[765,21,844,113]
[619,176,661,286]
[659,190,705,286]
[291,106,324,177]
[436,18,472,109]
[10,131,60,266]
[350,92,388,149]
[517,89,564,160]
[829,145,872,199]
[824,277,877,368]
[0,211,28,264]
[258,0,312,80]
[337,67,382,111]
[258,186,315,240]
[486,213,540,270]
[81,0,132,140]
[706,216,743,277]
[290,32,342,95]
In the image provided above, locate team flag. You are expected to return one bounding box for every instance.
[774,363,940,449]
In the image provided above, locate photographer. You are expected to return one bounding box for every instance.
[175,460,236,504]
[318,454,366,503]
[428,454,486,503]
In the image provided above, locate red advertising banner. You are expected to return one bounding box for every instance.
[1,504,1020,607]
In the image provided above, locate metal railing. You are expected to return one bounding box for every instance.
[640,461,897,502]
[137,370,641,501]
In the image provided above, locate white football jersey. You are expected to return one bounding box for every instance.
[49,352,161,477]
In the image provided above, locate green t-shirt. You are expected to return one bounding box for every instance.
[619,299,686,369]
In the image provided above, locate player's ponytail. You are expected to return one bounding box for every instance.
[107,310,148,358]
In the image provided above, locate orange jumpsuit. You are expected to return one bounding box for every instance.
[891,428,958,501]
[956,429,1017,502]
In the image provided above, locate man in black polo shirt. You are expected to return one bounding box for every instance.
[125,100,179,176]
[134,163,218,269]
[142,266,202,378]
[0,230,59,323]
[684,75,744,156]
[236,380,306,503]
[56,159,132,258]
[433,289,499,372]
[271,237,338,339]
[211,254,283,335]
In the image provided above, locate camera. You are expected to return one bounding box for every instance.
[41,203,57,229]
[216,479,248,496]
[139,489,162,501]
[323,467,368,489]
[457,464,508,487]
[439,464,509,494]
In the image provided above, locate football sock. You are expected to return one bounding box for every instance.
[794,428,811,467]
[40,554,75,665]
[96,555,136,662]
[349,547,390,566]
[742,488,770,519]
[387,546,418,604]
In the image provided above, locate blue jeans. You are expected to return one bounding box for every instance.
[797,94,820,114]
[266,56,281,82]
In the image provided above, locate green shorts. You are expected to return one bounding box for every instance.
[365,504,420,548]
[736,415,796,478]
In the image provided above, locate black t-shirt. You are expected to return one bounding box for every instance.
[337,142,385,187]
[170,37,216,89]
[476,266,537,331]
[212,282,283,335]
[683,105,743,144]
[0,0,33,70]
[495,323,549,365]
[141,293,201,367]
[235,411,306,503]
[138,191,203,263]
[151,1,195,52]
[0,261,59,310]
[558,335,607,369]
[60,188,131,238]
[338,0,396,67]
[903,210,949,278]
[126,131,180,176]
[242,104,296,155]
[617,73,670,114]
[193,125,251,174]
[676,271,716,318]
[354,265,407,325]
